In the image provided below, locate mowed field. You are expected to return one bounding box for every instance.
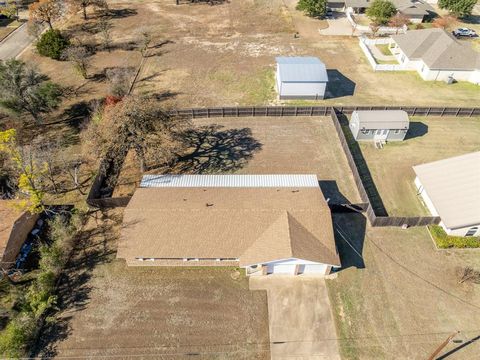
[18,0,480,111]
[34,210,270,359]
[328,213,480,360]
[355,116,480,216]
[115,116,362,204]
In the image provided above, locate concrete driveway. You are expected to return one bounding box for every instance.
[0,23,36,60]
[319,13,355,36]
[250,276,341,360]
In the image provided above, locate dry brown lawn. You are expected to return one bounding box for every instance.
[115,116,362,204]
[16,0,480,112]
[328,213,480,360]
[356,116,480,216]
[34,209,270,359]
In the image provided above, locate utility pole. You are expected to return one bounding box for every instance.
[426,331,459,360]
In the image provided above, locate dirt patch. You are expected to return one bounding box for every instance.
[115,116,362,204]
[34,209,270,359]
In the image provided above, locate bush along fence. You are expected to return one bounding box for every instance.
[329,109,441,228]
[86,105,480,210]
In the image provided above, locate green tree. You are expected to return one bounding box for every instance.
[438,0,476,17]
[366,0,397,25]
[36,29,70,60]
[296,0,327,18]
[0,60,62,123]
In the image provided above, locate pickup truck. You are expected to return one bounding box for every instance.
[452,28,477,38]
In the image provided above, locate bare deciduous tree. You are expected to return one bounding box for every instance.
[82,95,190,173]
[456,266,480,284]
[61,46,91,79]
[98,17,112,51]
[138,29,152,57]
[432,15,458,30]
[105,67,135,97]
[29,0,60,30]
[388,13,410,34]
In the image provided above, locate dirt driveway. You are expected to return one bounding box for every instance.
[250,276,341,360]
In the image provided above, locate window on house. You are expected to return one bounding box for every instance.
[401,55,406,63]
[465,227,478,237]
[394,129,400,134]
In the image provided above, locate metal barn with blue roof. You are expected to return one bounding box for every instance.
[275,57,329,100]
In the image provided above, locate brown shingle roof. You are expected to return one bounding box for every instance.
[118,187,340,267]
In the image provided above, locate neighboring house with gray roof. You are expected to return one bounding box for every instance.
[349,110,409,142]
[414,152,480,237]
[276,57,329,100]
[390,28,480,85]
[336,0,434,22]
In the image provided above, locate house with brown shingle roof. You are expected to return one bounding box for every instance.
[117,175,341,276]
[390,28,480,84]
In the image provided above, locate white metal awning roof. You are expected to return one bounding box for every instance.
[140,174,320,188]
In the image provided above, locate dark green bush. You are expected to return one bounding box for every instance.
[36,30,70,60]
[429,225,480,249]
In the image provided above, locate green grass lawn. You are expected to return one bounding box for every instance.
[376,44,392,56]
[429,225,480,249]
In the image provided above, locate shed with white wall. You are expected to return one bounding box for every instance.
[276,57,329,100]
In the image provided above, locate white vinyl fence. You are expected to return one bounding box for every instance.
[359,37,405,71]
[346,9,407,35]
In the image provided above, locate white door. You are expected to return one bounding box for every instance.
[374,129,389,140]
[303,264,328,275]
[273,264,296,275]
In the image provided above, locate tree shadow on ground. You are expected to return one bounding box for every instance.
[31,210,121,359]
[404,122,428,140]
[104,8,138,19]
[171,125,262,174]
[177,0,229,5]
[325,70,356,99]
[332,212,366,270]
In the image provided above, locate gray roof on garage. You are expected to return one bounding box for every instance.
[276,57,328,83]
[353,110,410,130]
[413,152,480,229]
[391,28,480,70]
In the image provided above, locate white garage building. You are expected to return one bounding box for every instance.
[276,57,329,100]
[414,152,480,237]
[118,174,341,276]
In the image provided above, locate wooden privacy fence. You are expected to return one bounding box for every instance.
[169,106,480,119]
[329,109,441,228]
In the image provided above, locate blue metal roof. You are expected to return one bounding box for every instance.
[140,174,320,188]
[276,57,328,82]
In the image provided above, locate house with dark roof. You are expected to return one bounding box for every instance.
[117,174,341,276]
[390,28,480,84]
[333,0,434,22]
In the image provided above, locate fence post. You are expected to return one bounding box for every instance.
[456,108,460,116]
[441,108,445,116]
[310,107,313,116]
[470,108,475,117]
[295,107,298,116]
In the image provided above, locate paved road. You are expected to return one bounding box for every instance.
[250,276,341,360]
[0,23,36,60]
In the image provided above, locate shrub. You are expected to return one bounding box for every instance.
[0,314,36,358]
[366,0,397,25]
[36,29,70,60]
[429,225,480,249]
[296,0,327,18]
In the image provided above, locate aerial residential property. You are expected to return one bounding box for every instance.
[0,0,479,358]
